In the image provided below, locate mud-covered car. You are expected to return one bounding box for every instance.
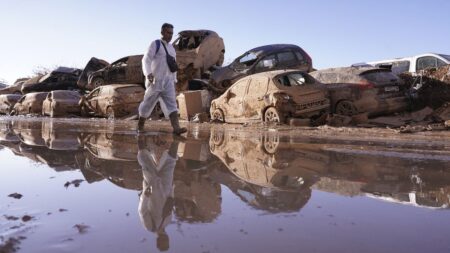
[310,66,409,116]
[0,78,29,95]
[21,67,81,94]
[210,70,329,124]
[0,94,22,115]
[209,44,312,93]
[86,55,145,90]
[77,57,109,90]
[10,92,48,116]
[173,30,225,90]
[79,84,144,118]
[42,90,81,117]
[0,82,6,89]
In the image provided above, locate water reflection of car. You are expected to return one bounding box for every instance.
[84,132,139,161]
[173,30,225,90]
[79,84,144,118]
[210,44,313,92]
[210,70,329,124]
[42,90,81,117]
[310,66,409,116]
[10,92,48,116]
[21,67,81,94]
[41,119,83,150]
[0,94,22,115]
[86,55,145,90]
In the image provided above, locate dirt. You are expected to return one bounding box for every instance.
[0,236,26,253]
[7,194,22,199]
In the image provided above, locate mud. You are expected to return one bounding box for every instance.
[1,116,450,253]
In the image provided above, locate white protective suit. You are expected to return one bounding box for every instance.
[138,39,178,119]
[138,147,176,233]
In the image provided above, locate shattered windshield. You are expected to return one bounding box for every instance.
[234,52,258,69]
[438,54,450,62]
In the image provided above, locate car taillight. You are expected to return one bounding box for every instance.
[358,80,375,89]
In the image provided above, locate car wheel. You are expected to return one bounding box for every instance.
[211,108,225,123]
[262,133,280,154]
[264,107,284,123]
[210,129,225,148]
[106,106,115,119]
[335,100,357,116]
[9,109,16,116]
[92,77,105,89]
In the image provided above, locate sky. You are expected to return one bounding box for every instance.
[1,0,449,84]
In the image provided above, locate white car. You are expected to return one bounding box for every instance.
[367,53,450,75]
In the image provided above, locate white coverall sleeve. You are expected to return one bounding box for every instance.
[142,41,156,77]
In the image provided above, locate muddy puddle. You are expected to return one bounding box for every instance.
[1,116,450,253]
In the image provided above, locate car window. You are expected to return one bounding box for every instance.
[238,52,258,66]
[417,56,440,71]
[362,71,399,84]
[277,51,297,66]
[229,79,248,96]
[294,51,305,62]
[277,73,314,87]
[254,54,277,72]
[247,77,268,95]
[391,61,410,74]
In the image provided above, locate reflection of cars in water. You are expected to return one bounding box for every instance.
[79,84,144,118]
[42,90,81,117]
[21,67,81,94]
[210,44,313,93]
[41,119,83,150]
[210,70,329,124]
[0,94,22,115]
[87,55,145,90]
[10,92,48,116]
[173,30,225,91]
[310,66,409,116]
[84,132,139,161]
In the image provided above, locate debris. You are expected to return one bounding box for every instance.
[288,118,310,127]
[73,224,90,234]
[0,236,26,253]
[177,91,204,120]
[59,209,68,212]
[7,193,22,199]
[191,112,209,123]
[64,179,84,188]
[4,215,19,221]
[432,102,450,122]
[327,115,352,127]
[21,215,32,222]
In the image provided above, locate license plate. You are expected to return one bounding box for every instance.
[384,86,399,92]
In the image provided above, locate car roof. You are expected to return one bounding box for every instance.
[178,30,218,37]
[52,67,81,74]
[242,69,308,80]
[312,66,390,76]
[246,44,301,56]
[367,53,450,65]
[111,55,143,65]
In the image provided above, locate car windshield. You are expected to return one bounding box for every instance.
[438,54,450,62]
[233,52,258,69]
[361,70,399,84]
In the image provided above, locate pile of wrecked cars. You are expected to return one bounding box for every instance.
[1,28,449,130]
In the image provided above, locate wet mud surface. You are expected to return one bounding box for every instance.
[1,116,450,253]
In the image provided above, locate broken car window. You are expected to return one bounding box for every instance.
[277,73,312,87]
[255,54,277,72]
[417,56,440,71]
[237,52,258,66]
[391,61,410,74]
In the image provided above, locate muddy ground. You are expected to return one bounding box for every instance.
[1,116,450,253]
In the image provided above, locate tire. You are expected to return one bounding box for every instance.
[262,133,280,154]
[211,108,225,123]
[264,107,284,123]
[106,106,115,119]
[335,100,357,116]
[92,77,105,89]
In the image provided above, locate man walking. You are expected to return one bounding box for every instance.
[137,23,187,135]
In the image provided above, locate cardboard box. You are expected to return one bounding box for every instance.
[177,141,209,161]
[177,91,203,120]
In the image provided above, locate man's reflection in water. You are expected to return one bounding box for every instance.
[137,135,180,252]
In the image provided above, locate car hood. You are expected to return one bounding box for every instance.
[210,65,243,85]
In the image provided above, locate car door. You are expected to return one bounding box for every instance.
[244,77,269,120]
[224,78,249,121]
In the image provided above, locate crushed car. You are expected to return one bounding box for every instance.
[86,55,145,90]
[10,92,48,116]
[79,84,144,118]
[207,44,313,94]
[21,67,82,94]
[210,69,329,124]
[42,90,81,117]
[0,78,29,95]
[173,30,225,91]
[310,66,409,117]
[0,94,22,115]
[77,57,109,90]
[367,53,450,74]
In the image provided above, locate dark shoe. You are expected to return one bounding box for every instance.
[137,116,146,133]
[169,112,187,135]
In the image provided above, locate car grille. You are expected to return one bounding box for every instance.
[295,99,328,111]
